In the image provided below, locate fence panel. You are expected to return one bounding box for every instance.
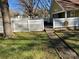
[0,18,44,33]
[12,18,44,32]
[53,17,79,29]
[29,19,44,31]
[0,19,3,33]
[12,19,28,32]
[53,18,65,28]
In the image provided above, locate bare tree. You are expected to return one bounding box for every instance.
[0,0,13,38]
[20,0,33,18]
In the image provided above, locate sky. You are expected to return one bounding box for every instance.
[8,0,24,14]
[8,0,52,14]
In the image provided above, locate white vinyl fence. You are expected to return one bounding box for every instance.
[0,18,44,33]
[53,17,79,29]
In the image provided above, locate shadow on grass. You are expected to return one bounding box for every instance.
[0,32,51,59]
[55,31,79,54]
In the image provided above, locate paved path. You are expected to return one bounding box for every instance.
[45,28,79,59]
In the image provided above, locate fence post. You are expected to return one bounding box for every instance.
[28,20,30,32]
[42,19,44,30]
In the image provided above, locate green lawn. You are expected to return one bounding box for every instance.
[55,31,79,54]
[0,32,59,59]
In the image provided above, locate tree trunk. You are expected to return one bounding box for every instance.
[1,0,13,38]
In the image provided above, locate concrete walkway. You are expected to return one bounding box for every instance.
[45,28,79,59]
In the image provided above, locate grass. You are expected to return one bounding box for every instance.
[0,32,59,59]
[55,31,79,54]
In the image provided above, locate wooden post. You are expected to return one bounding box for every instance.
[64,11,68,30]
[65,11,67,19]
